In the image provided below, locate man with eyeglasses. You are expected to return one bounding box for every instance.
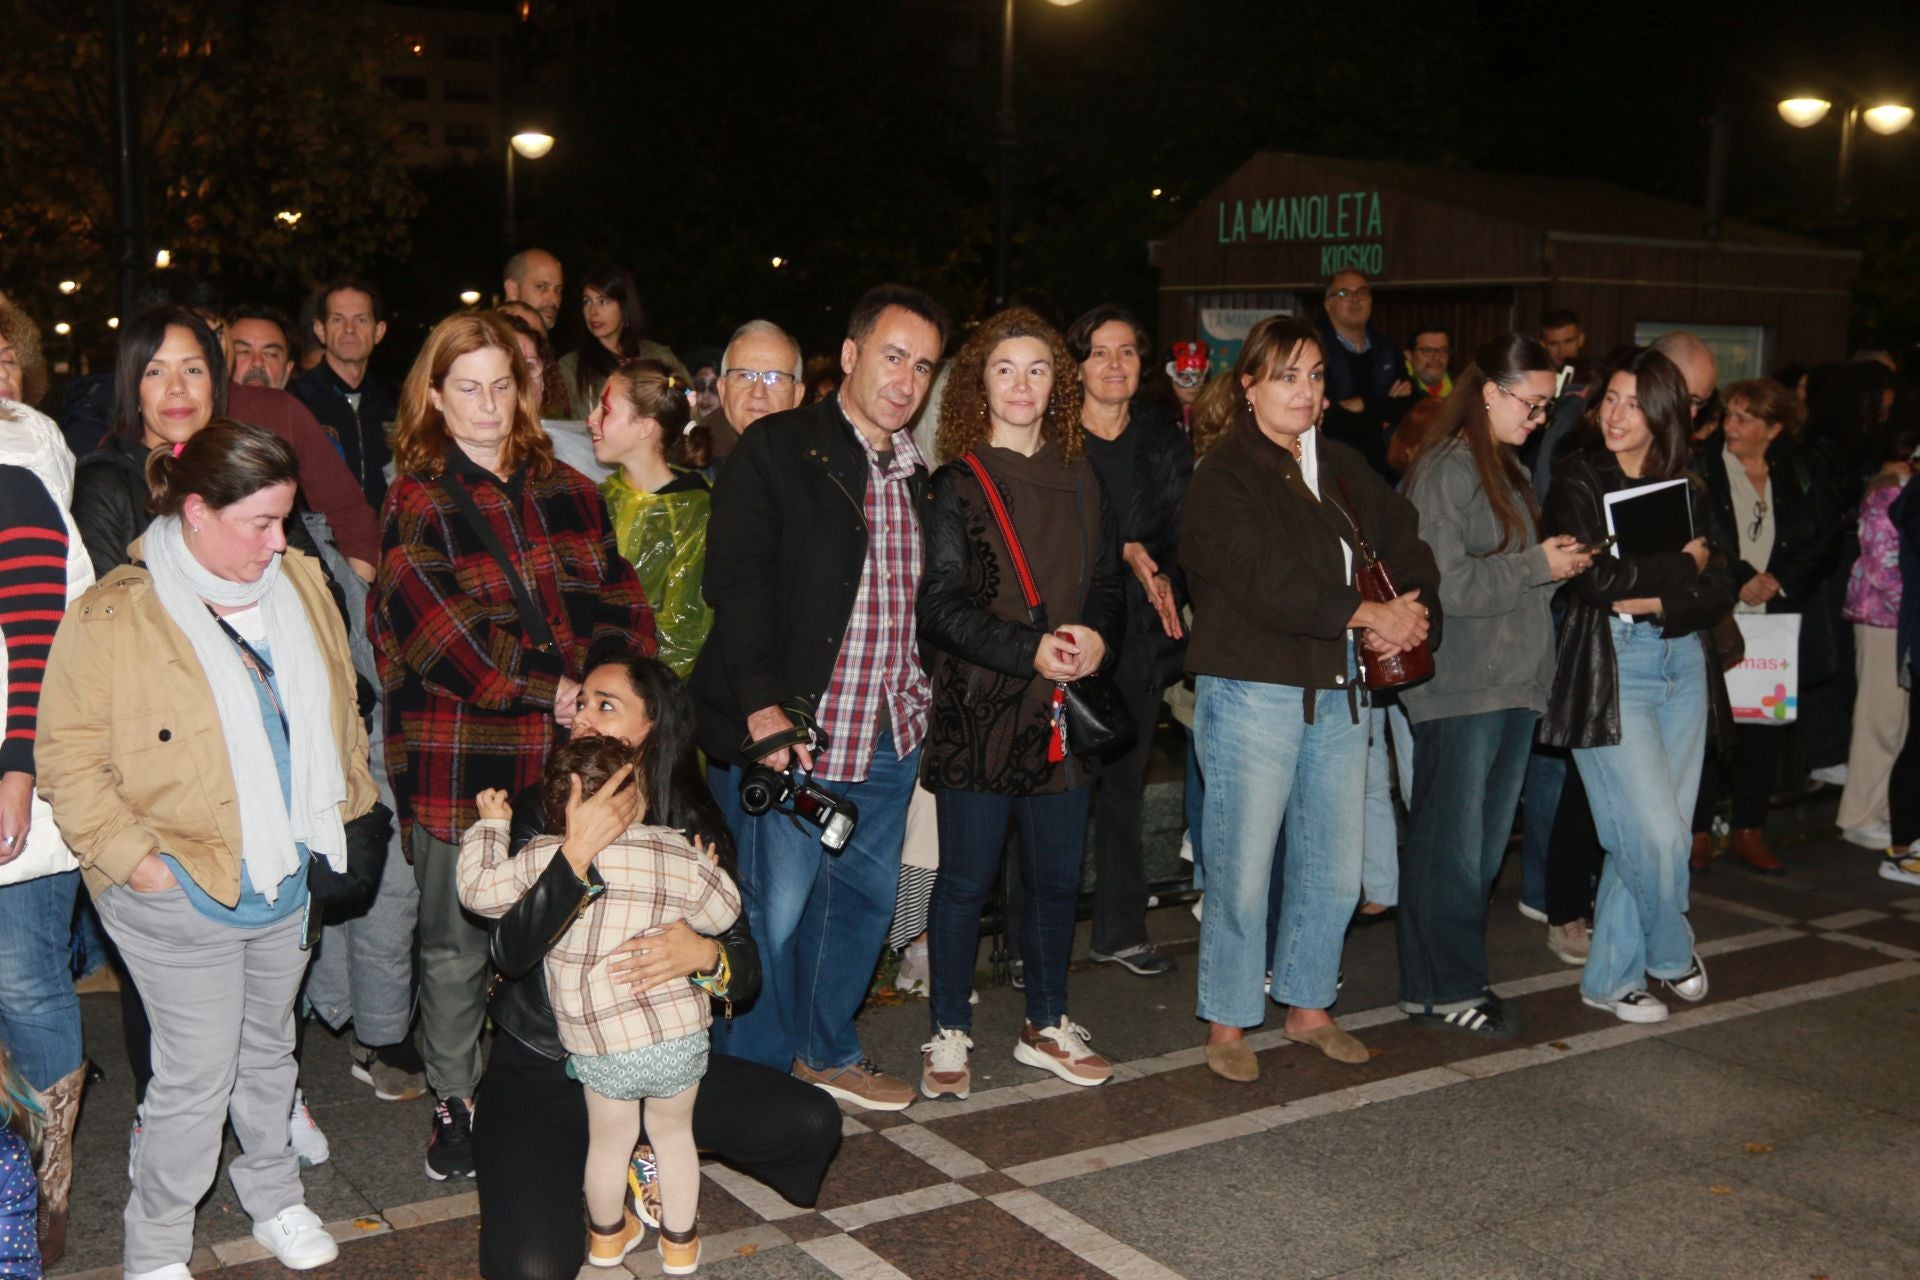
[697,319,805,464]
[1314,269,1411,480]
[1404,326,1453,401]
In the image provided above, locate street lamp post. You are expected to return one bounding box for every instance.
[1777,97,1913,220]
[504,130,555,245]
[994,0,1081,308]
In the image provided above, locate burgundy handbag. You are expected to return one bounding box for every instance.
[1334,477,1434,690]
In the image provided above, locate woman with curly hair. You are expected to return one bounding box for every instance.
[0,300,48,407]
[913,308,1127,1099]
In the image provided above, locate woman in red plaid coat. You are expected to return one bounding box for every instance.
[370,310,654,1181]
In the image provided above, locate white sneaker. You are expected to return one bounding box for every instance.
[1661,953,1709,1003]
[919,1028,974,1100]
[1014,1018,1113,1086]
[1517,901,1548,924]
[1841,823,1892,850]
[1581,989,1669,1024]
[1880,848,1920,887]
[893,944,930,995]
[252,1204,339,1270]
[125,1265,195,1280]
[288,1089,330,1168]
[1809,764,1849,787]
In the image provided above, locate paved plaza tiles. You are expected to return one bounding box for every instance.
[51,801,1920,1279]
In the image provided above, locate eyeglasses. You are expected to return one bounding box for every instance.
[1327,287,1371,302]
[1412,345,1450,357]
[1748,498,1768,542]
[1494,381,1552,422]
[722,368,797,389]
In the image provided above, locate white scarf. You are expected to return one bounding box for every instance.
[144,514,346,901]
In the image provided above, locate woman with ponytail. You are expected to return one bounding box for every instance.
[590,359,715,675]
[1394,335,1592,1038]
[38,421,386,1278]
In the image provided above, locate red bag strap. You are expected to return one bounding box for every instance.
[959,451,1047,624]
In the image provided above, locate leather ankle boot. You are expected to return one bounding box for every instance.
[32,1062,87,1266]
[1727,828,1784,875]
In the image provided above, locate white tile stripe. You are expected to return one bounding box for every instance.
[82,927,1900,1280]
[990,1188,1187,1280]
[822,1180,977,1232]
[1807,907,1891,931]
[799,1233,916,1280]
[879,1121,993,1178]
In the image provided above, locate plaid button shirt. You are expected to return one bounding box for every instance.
[371,452,656,844]
[813,420,930,783]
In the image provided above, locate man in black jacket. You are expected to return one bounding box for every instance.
[693,284,947,1110]
[288,277,398,509]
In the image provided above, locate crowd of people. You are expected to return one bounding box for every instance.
[0,250,1914,1279]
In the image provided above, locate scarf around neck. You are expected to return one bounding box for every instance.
[143,515,346,901]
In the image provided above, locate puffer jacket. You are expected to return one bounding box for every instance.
[35,543,379,902]
[1539,448,1737,749]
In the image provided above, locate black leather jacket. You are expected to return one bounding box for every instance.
[1123,403,1194,689]
[1539,449,1737,749]
[487,786,763,1061]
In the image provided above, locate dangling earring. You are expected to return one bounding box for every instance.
[1245,396,1255,412]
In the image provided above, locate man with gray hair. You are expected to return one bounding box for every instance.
[698,319,804,464]
[1649,330,1720,425]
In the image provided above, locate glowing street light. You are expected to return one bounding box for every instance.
[53,322,72,336]
[153,248,172,268]
[108,317,120,329]
[275,210,303,228]
[459,290,482,306]
[771,256,785,268]
[1778,95,1913,218]
[505,131,555,241]
[1776,98,1831,128]
[1864,103,1915,136]
[58,280,78,295]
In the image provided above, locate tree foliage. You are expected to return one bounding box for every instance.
[0,0,423,325]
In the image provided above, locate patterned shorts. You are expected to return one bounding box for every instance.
[568,1031,708,1102]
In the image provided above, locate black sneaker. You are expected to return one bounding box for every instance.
[1088,943,1178,977]
[424,1096,476,1181]
[1407,996,1521,1039]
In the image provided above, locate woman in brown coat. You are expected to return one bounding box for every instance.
[915,308,1126,1101]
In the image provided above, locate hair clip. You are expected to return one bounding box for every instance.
[664,374,678,389]
[171,441,186,457]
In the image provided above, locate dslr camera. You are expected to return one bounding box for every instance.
[739,764,858,852]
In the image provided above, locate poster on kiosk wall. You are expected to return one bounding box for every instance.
[1198,308,1290,378]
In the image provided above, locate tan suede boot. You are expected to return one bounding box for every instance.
[32,1062,86,1267]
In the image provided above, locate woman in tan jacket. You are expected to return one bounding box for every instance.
[37,422,381,1280]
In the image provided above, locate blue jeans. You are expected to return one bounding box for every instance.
[1518,749,1568,914]
[711,731,919,1072]
[1573,620,1708,1002]
[1360,705,1406,906]
[0,869,84,1089]
[928,787,1089,1032]
[1396,709,1538,1011]
[1194,676,1366,1027]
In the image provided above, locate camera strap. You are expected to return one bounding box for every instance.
[737,699,825,763]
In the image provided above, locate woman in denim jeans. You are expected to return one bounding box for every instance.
[1397,335,1594,1038]
[1180,316,1440,1083]
[916,308,1127,1099]
[1540,347,1735,1024]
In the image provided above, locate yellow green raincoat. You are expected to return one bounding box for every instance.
[599,468,714,675]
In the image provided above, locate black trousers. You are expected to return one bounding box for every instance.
[1891,680,1920,848]
[1090,630,1159,955]
[474,1029,842,1280]
[1693,723,1783,832]
[1545,761,1604,927]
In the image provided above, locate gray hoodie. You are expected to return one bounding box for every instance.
[1398,439,1557,723]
